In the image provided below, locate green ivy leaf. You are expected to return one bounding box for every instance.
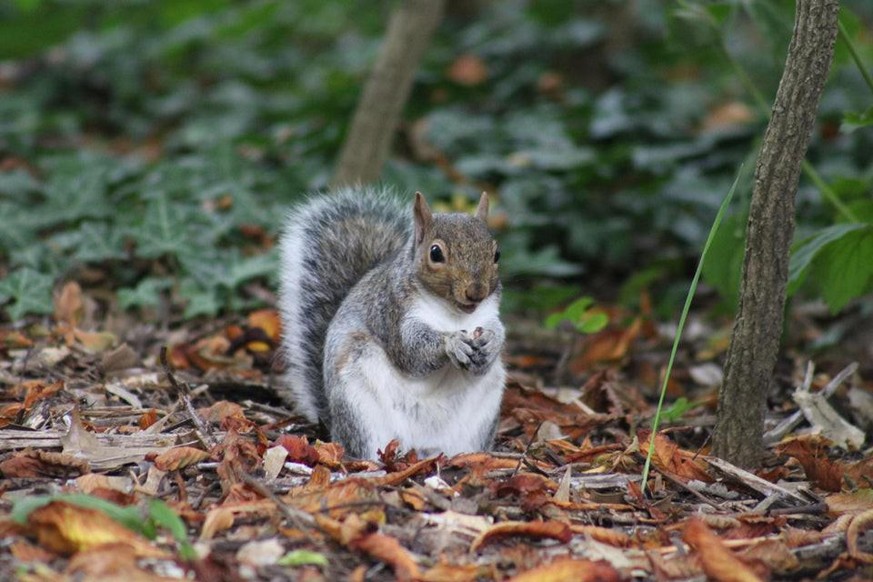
[0,268,55,321]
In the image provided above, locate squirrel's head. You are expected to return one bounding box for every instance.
[412,192,500,314]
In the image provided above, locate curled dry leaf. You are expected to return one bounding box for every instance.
[26,501,166,558]
[350,532,421,582]
[683,518,763,582]
[847,508,873,564]
[314,440,345,468]
[152,446,211,471]
[200,507,236,541]
[570,525,632,548]
[470,520,572,552]
[420,562,485,582]
[775,435,844,492]
[638,430,712,483]
[0,450,89,478]
[275,434,320,466]
[507,558,620,582]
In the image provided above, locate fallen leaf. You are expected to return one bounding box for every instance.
[0,450,89,478]
[847,508,873,564]
[447,54,488,86]
[683,518,763,582]
[26,501,165,557]
[152,446,211,472]
[775,435,843,492]
[54,281,83,328]
[508,558,620,582]
[275,435,320,466]
[200,507,235,540]
[638,430,711,483]
[471,520,572,552]
[350,531,421,582]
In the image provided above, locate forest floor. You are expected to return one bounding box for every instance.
[1,282,872,581]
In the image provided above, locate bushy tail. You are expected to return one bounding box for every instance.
[278,186,410,422]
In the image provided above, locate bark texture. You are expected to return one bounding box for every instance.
[331,0,445,188]
[712,0,840,467]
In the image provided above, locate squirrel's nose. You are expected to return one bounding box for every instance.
[465,284,488,303]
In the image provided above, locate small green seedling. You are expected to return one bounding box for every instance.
[544,296,609,335]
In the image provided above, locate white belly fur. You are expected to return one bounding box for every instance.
[344,293,504,458]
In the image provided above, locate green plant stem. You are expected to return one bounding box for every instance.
[718,32,858,224]
[640,168,741,494]
[839,20,873,97]
[802,160,859,222]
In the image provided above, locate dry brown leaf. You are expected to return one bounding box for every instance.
[200,507,236,541]
[570,317,643,372]
[10,539,57,563]
[639,430,711,483]
[350,532,421,582]
[313,440,345,468]
[0,450,89,478]
[508,558,620,582]
[152,446,211,471]
[470,520,572,552]
[214,430,261,494]
[74,473,133,495]
[774,435,843,492]
[247,308,281,350]
[570,525,632,547]
[847,508,873,564]
[419,562,484,582]
[73,329,117,353]
[826,489,873,516]
[447,54,488,86]
[54,281,83,328]
[199,400,245,424]
[65,542,170,581]
[737,538,799,575]
[683,518,763,582]
[139,409,159,429]
[22,379,65,409]
[274,435,320,466]
[27,501,166,558]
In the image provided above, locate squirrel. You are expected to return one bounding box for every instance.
[277,186,505,459]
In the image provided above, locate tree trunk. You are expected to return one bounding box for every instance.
[331,0,445,188]
[712,0,840,468]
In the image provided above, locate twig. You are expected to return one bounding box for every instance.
[241,473,315,531]
[764,362,858,444]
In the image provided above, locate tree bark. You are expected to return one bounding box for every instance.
[712,0,840,468]
[331,0,445,188]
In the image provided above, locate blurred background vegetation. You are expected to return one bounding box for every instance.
[0,0,871,323]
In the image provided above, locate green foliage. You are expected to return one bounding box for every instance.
[642,167,740,493]
[657,397,696,424]
[544,296,609,334]
[278,549,330,567]
[789,224,873,313]
[0,0,871,320]
[11,493,195,560]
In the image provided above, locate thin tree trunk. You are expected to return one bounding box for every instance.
[331,0,445,188]
[712,0,840,468]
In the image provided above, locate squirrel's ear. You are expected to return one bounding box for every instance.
[413,191,432,245]
[475,192,489,221]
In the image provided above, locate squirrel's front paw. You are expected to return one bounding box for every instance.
[445,331,475,370]
[466,327,501,374]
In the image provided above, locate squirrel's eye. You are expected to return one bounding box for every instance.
[429,244,445,263]
[494,249,501,263]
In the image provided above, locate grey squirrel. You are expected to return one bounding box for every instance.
[277,186,505,459]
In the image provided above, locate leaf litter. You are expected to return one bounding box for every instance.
[1,283,872,580]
